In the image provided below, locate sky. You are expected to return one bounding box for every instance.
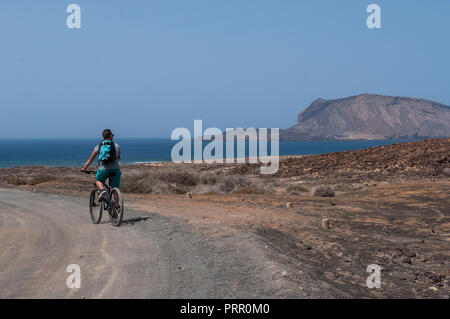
[0,1,449,138]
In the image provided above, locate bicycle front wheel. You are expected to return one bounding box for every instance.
[109,188,124,227]
[89,189,103,224]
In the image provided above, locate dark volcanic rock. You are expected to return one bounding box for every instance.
[276,138,450,180]
[235,138,450,181]
[281,94,450,140]
[443,168,450,177]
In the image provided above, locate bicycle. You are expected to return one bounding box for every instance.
[82,170,124,227]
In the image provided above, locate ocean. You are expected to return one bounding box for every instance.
[0,139,407,168]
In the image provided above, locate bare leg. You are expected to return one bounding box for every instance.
[96,181,105,190]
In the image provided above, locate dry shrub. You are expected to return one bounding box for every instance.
[286,184,309,195]
[313,185,335,197]
[155,169,199,186]
[6,175,27,185]
[5,174,56,186]
[120,167,269,195]
[443,168,450,177]
[120,176,153,194]
[27,174,57,186]
[193,174,269,195]
[121,168,197,194]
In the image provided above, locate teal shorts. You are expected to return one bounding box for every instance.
[96,169,121,188]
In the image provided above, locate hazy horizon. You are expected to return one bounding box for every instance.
[1,1,449,139]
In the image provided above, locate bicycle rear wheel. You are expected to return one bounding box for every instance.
[109,188,124,227]
[89,189,103,224]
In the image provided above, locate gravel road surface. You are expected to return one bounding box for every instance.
[0,188,303,298]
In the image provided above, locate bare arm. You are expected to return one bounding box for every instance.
[82,149,98,171]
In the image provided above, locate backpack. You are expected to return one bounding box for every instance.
[98,140,117,165]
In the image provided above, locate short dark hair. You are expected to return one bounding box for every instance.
[102,129,113,139]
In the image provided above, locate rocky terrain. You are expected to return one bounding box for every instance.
[281,94,450,140]
[1,139,449,298]
[237,138,450,181]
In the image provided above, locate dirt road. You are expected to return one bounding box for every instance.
[0,188,307,299]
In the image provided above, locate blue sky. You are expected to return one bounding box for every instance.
[0,1,449,138]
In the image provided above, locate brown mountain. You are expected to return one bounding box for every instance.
[280,94,450,140]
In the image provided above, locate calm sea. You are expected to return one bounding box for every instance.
[0,139,407,168]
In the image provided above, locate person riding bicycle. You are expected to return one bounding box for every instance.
[82,129,121,200]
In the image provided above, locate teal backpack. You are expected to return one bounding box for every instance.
[98,140,117,165]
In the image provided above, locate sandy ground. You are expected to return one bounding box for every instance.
[1,139,449,298]
[126,180,450,298]
[1,180,449,298]
[0,188,307,298]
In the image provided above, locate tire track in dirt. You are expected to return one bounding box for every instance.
[0,189,302,298]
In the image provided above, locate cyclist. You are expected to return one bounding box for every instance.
[82,129,121,200]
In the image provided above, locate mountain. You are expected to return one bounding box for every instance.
[280,94,450,140]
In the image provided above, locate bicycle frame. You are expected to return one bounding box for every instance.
[83,170,124,226]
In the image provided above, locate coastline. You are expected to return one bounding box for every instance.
[0,138,411,169]
[0,138,448,298]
